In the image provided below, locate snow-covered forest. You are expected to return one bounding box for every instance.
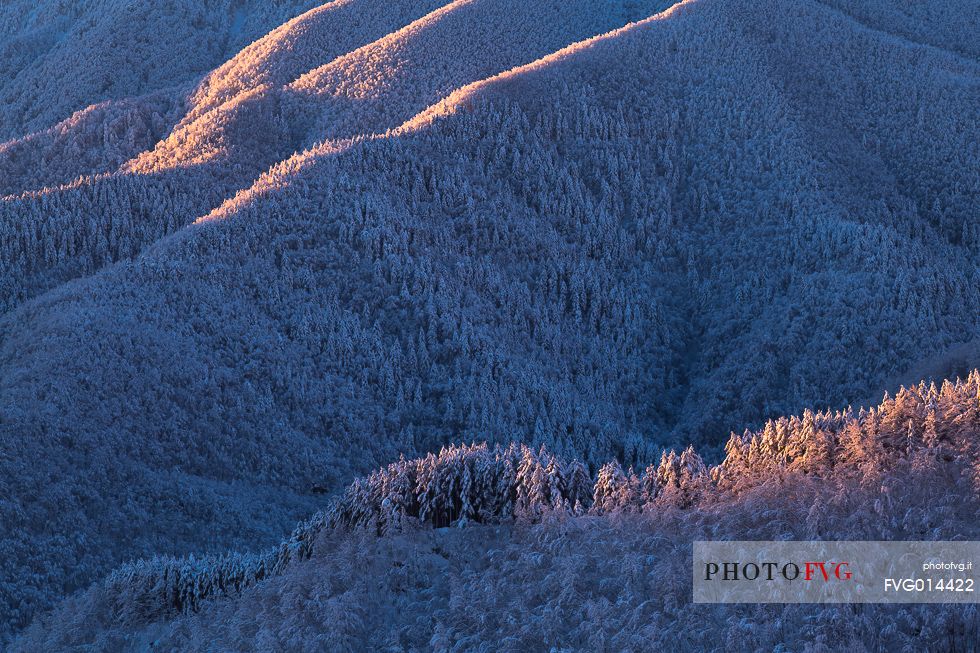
[13,373,980,650]
[0,0,977,647]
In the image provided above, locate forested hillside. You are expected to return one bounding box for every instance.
[0,0,320,141]
[0,0,977,644]
[13,372,980,651]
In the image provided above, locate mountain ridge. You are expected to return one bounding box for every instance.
[0,0,977,644]
[13,370,980,651]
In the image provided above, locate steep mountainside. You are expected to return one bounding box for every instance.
[0,0,977,643]
[0,0,323,197]
[0,0,318,141]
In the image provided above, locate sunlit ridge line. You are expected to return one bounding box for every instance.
[398,0,693,132]
[194,0,692,225]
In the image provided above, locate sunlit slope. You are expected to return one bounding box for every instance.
[14,373,980,651]
[187,0,979,453]
[0,0,673,316]
[0,93,183,197]
[0,0,978,644]
[124,0,449,174]
[0,0,447,311]
[128,0,672,174]
[181,0,450,123]
[285,0,670,139]
[0,0,324,198]
[0,0,318,141]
